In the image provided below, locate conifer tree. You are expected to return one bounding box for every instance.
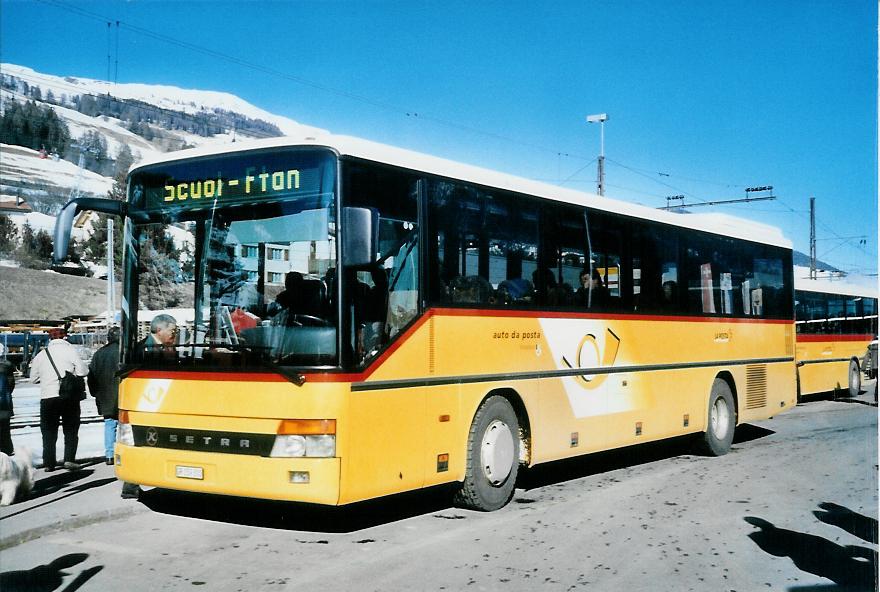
[0,215,18,254]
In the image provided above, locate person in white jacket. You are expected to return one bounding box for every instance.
[29,334,88,471]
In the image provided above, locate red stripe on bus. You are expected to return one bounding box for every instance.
[127,370,289,382]
[300,373,365,382]
[430,307,793,324]
[796,334,875,343]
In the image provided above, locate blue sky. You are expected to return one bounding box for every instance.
[2,0,877,276]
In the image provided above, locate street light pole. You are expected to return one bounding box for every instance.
[587,113,608,196]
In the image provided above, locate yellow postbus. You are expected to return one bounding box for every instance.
[54,135,796,511]
[794,275,878,398]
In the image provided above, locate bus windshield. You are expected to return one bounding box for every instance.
[124,149,338,370]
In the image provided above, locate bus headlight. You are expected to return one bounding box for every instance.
[271,419,336,458]
[270,435,335,458]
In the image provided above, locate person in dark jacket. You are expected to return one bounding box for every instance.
[88,327,120,465]
[0,358,15,455]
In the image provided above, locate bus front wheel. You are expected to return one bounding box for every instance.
[696,379,736,456]
[454,396,520,511]
[848,359,862,398]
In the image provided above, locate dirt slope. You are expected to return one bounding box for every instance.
[0,266,120,319]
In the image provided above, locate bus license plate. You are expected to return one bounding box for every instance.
[175,465,204,480]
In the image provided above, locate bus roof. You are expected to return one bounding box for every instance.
[131,134,793,249]
[794,268,879,298]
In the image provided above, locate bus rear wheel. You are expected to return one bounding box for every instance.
[454,396,520,511]
[695,379,736,456]
[848,359,862,398]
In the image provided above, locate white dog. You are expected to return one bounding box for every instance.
[0,448,35,506]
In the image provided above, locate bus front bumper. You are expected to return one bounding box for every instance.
[114,445,341,505]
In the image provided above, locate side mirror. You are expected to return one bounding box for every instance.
[53,200,80,263]
[53,197,127,263]
[342,207,378,267]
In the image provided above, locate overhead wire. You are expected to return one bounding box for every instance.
[25,0,879,269]
[607,161,750,189]
[604,157,705,203]
[35,0,595,163]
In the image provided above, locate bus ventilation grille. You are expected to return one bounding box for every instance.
[745,364,768,409]
[784,325,794,356]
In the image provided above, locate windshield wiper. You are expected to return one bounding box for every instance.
[120,342,307,386]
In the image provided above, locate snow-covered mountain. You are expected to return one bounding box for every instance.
[2,63,326,141]
[0,63,331,280]
[0,63,328,226]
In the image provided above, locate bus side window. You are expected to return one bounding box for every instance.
[586,211,624,311]
[629,225,678,313]
[428,181,538,308]
[539,204,584,309]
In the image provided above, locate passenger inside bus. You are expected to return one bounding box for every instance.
[134,314,178,360]
[450,275,493,304]
[496,278,533,304]
[576,269,609,308]
[576,269,591,306]
[274,271,330,326]
[591,269,610,307]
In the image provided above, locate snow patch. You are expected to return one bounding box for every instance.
[2,63,328,138]
[0,143,114,198]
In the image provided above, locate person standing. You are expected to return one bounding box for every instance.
[88,327,120,465]
[29,330,88,471]
[0,357,15,456]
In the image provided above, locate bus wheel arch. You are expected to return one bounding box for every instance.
[488,388,531,465]
[454,390,529,511]
[715,371,739,421]
[848,358,862,398]
[695,376,737,456]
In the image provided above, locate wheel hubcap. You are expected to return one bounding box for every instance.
[710,397,731,440]
[481,420,515,486]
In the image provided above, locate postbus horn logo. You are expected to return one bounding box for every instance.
[561,328,621,389]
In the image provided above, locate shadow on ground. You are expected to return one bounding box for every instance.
[1,476,117,521]
[0,553,102,592]
[745,503,878,592]
[520,423,773,490]
[140,484,458,534]
[798,383,877,408]
[140,423,774,533]
[25,457,108,501]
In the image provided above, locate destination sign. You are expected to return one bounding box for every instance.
[164,168,300,203]
[130,149,335,212]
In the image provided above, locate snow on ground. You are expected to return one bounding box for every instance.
[40,100,161,163]
[4,210,89,242]
[2,63,328,138]
[0,143,114,198]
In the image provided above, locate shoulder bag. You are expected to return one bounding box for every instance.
[46,349,86,401]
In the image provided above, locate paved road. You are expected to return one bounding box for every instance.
[1,384,876,592]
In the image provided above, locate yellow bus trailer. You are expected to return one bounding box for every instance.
[794,275,878,398]
[55,135,797,511]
